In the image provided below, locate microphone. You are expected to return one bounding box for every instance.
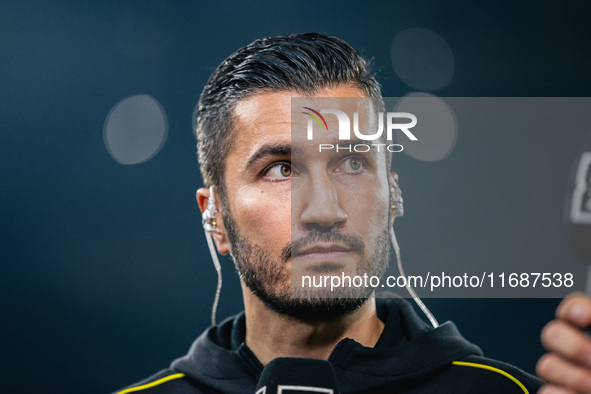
[254,357,340,394]
[566,140,591,291]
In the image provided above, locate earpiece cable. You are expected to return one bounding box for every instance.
[204,196,436,329]
[205,231,223,326]
[390,226,439,328]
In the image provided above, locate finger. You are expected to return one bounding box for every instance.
[557,293,591,328]
[541,320,591,367]
[538,384,578,394]
[537,353,591,393]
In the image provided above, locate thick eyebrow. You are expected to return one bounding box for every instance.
[245,143,292,170]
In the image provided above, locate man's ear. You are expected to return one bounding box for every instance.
[390,171,399,185]
[196,187,231,255]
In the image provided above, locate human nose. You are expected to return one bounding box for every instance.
[298,173,348,231]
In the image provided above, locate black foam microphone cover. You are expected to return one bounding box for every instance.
[254,357,339,394]
[566,140,591,264]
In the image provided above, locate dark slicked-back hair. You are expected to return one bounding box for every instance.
[194,32,384,194]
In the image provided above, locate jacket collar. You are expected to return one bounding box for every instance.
[171,297,482,392]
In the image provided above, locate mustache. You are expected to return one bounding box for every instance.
[280,229,365,262]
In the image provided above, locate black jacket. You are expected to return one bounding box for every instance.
[113,298,543,393]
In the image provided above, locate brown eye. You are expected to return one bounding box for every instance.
[263,162,292,181]
[280,164,291,177]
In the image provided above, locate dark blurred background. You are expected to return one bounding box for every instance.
[1,1,590,392]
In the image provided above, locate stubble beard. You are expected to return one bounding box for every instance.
[221,199,391,323]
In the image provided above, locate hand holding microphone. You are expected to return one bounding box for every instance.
[536,140,591,393]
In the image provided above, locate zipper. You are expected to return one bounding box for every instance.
[240,343,265,372]
[327,338,348,362]
[241,338,348,370]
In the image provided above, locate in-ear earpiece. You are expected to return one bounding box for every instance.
[200,185,223,326]
[388,177,437,328]
[390,181,404,218]
[202,186,221,233]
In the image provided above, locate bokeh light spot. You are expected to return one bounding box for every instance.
[394,92,457,161]
[103,95,168,165]
[391,28,455,91]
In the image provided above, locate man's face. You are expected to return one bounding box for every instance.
[219,86,392,320]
